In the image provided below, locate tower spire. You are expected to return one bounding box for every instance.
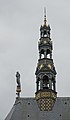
[35,10,57,111]
[44,7,47,25]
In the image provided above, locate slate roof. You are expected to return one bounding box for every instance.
[5,97,70,120]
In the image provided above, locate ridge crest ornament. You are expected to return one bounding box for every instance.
[35,9,57,111]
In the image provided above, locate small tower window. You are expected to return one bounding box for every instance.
[36,77,40,91]
[47,54,50,58]
[46,49,51,59]
[43,75,49,89]
[40,49,44,59]
[44,30,47,37]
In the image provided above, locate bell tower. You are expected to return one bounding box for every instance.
[35,8,57,111]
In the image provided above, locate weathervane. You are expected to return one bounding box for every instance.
[16,72,21,98]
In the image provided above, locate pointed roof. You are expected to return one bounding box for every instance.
[5,97,70,120]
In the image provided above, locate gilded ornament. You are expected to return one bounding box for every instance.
[48,64,52,69]
[40,64,44,69]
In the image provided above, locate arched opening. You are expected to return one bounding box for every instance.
[52,77,56,91]
[46,49,51,58]
[41,49,44,59]
[43,30,47,37]
[36,77,40,91]
[43,75,49,89]
[48,30,50,37]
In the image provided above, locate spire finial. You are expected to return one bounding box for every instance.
[44,7,47,25]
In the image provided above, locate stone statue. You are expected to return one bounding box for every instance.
[16,72,20,86]
[16,72,21,98]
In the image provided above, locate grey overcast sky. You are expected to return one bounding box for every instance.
[0,0,70,119]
